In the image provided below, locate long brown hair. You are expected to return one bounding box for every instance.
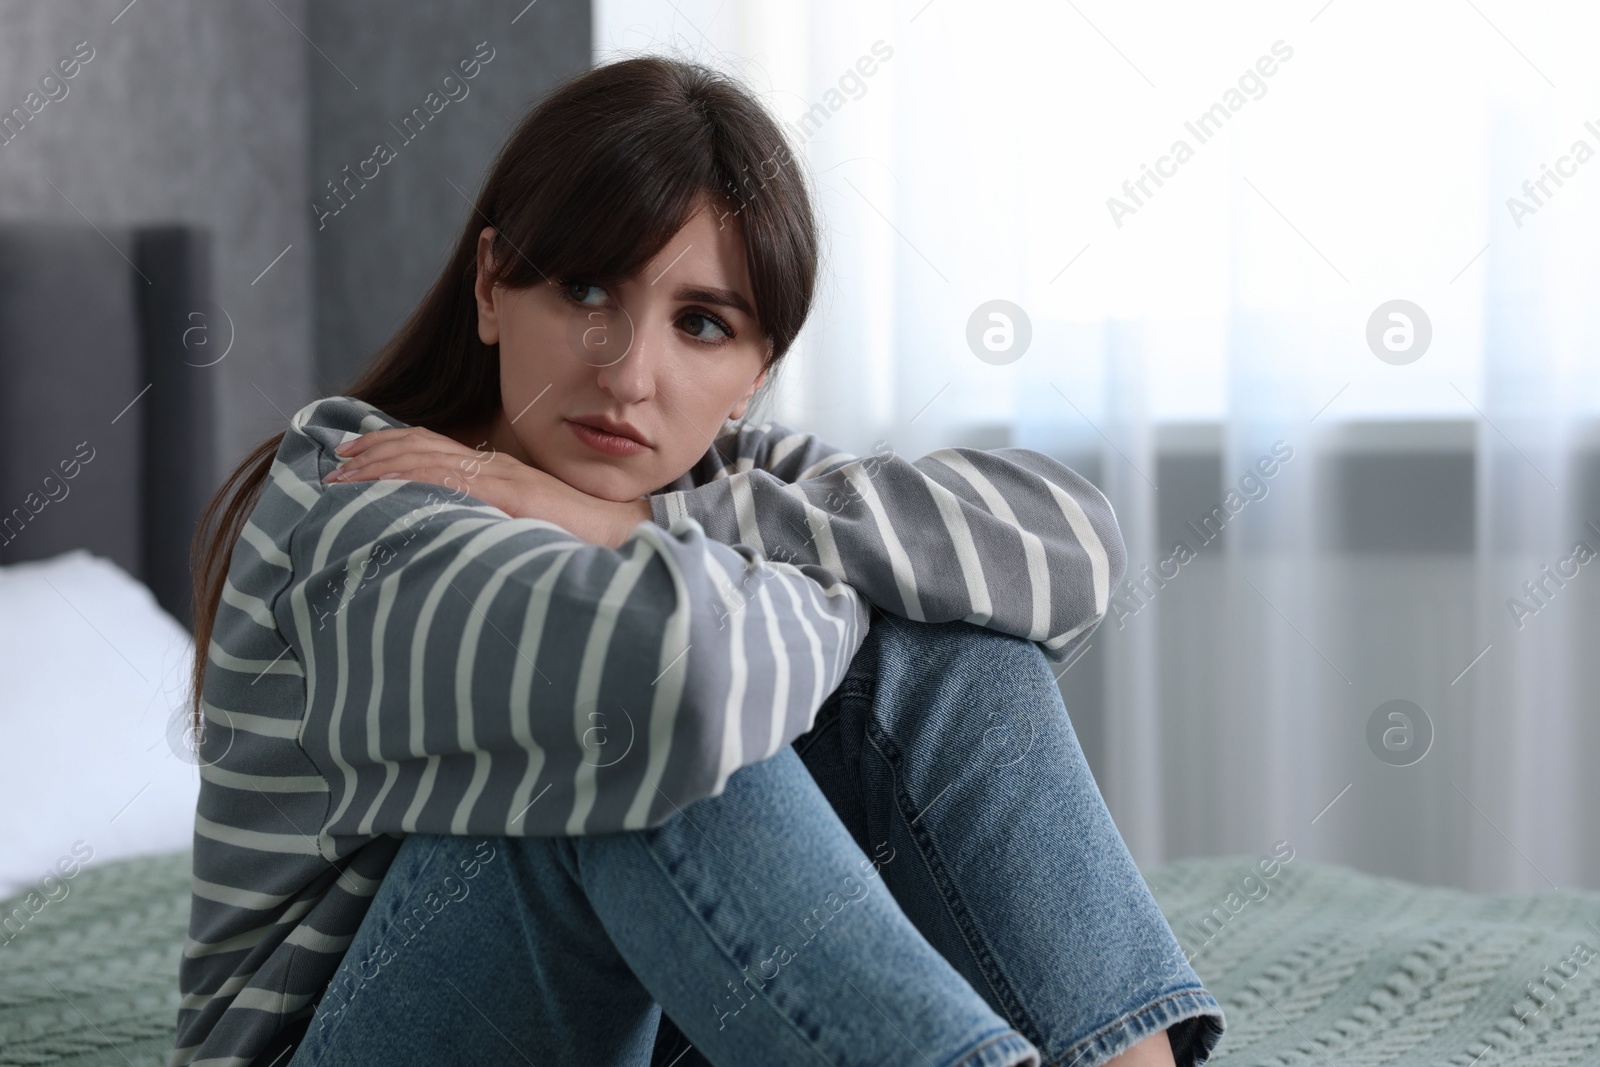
[186,55,820,737]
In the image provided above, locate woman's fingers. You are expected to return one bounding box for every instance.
[327,454,532,513]
[322,429,538,518]
[326,440,491,483]
[334,425,450,456]
[336,430,472,465]
[334,428,489,467]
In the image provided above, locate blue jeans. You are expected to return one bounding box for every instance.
[283,613,1225,1067]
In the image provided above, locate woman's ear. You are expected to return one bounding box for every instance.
[728,365,768,421]
[474,226,499,346]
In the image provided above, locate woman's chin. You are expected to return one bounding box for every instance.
[553,465,647,505]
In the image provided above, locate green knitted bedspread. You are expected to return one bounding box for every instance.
[2,850,1597,1065]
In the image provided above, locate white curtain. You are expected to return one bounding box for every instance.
[596,0,1600,892]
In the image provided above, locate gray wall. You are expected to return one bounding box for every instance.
[308,2,592,394]
[0,0,313,479]
[0,0,591,482]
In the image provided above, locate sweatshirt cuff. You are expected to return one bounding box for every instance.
[649,490,686,531]
[650,479,746,544]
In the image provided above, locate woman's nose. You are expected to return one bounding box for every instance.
[593,316,653,403]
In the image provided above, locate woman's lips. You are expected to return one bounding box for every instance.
[565,418,649,456]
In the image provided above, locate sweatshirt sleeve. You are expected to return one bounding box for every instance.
[276,470,869,843]
[648,421,1126,664]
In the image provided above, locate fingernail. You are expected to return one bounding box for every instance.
[335,441,354,454]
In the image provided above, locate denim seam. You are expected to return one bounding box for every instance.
[836,676,876,705]
[950,1027,1041,1067]
[630,832,838,1067]
[1043,988,1223,1067]
[862,715,1045,1051]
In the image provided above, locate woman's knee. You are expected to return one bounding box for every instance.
[857,614,1061,716]
[864,612,1055,686]
[829,615,1081,788]
[563,746,829,883]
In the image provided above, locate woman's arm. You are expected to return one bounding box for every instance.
[650,420,1127,663]
[270,401,869,842]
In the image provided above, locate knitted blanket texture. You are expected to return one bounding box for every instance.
[2,851,1596,1066]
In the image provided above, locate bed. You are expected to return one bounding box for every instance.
[0,221,216,906]
[3,850,1599,1065]
[3,222,1598,1066]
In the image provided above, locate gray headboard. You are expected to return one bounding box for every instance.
[0,222,217,632]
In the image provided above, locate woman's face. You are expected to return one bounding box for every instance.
[463,200,770,502]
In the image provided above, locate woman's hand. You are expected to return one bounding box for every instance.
[323,426,653,548]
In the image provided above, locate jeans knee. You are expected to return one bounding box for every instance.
[867,612,1054,690]
[852,615,1076,766]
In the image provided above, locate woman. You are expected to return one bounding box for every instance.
[173,56,1224,1067]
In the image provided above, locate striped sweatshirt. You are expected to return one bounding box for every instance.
[170,394,1125,1067]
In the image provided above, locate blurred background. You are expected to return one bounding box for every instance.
[1,0,1596,896]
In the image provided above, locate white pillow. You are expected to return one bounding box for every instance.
[0,549,200,900]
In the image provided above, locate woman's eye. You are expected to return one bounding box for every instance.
[680,311,732,343]
[564,281,606,305]
[558,282,732,344]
